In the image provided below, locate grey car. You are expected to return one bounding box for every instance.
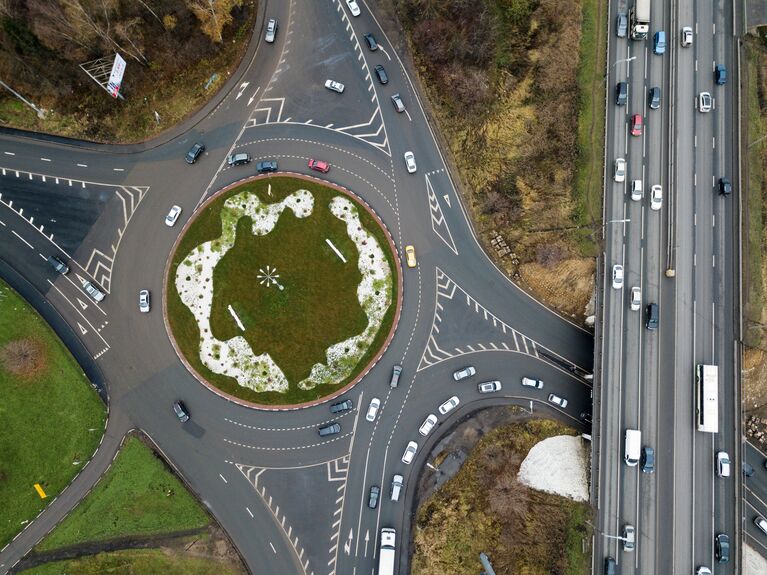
[453,366,476,381]
[616,13,627,37]
[391,93,405,113]
[257,160,278,173]
[82,280,105,302]
[227,153,251,166]
[330,399,353,413]
[374,64,388,85]
[648,87,661,110]
[318,423,341,436]
[265,18,277,43]
[48,255,69,274]
[368,485,380,509]
[173,401,190,422]
[390,364,402,388]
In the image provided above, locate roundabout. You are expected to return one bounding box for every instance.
[166,175,401,407]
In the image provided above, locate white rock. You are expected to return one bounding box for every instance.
[517,435,589,502]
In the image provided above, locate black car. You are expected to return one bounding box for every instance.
[615,81,627,106]
[744,462,755,477]
[185,142,205,164]
[374,64,388,85]
[318,422,341,436]
[173,401,190,423]
[718,177,732,196]
[48,255,69,275]
[715,533,729,563]
[641,446,655,473]
[363,33,378,51]
[368,485,380,509]
[604,556,616,575]
[257,160,279,173]
[648,87,661,110]
[330,399,354,413]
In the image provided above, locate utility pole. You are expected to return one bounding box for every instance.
[0,79,45,118]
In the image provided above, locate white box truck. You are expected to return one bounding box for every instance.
[378,528,396,575]
[630,0,650,39]
[625,429,641,466]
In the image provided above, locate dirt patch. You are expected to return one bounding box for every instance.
[744,347,767,418]
[0,338,47,379]
[14,524,246,574]
[519,258,596,320]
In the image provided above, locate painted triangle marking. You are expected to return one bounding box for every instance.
[77,322,88,335]
[76,298,88,310]
[443,194,451,207]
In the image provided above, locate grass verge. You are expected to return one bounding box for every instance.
[167,176,398,404]
[38,437,209,550]
[24,548,242,575]
[411,419,591,575]
[0,280,105,548]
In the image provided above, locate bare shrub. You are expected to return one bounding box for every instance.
[0,338,46,378]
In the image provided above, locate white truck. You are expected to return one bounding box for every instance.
[630,0,650,39]
[378,528,396,575]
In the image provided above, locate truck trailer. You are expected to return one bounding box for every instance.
[630,0,650,39]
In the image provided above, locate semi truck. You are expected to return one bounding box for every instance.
[630,0,650,39]
[378,528,396,575]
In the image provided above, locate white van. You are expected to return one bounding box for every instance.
[625,429,641,466]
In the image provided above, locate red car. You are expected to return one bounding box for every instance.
[630,114,643,136]
[308,159,330,173]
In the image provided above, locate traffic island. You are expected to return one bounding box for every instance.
[165,176,401,407]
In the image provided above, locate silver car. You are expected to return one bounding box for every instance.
[521,377,543,389]
[612,264,624,290]
[165,205,182,227]
[402,441,418,464]
[325,79,345,94]
[548,393,568,408]
[404,151,417,173]
[623,524,635,551]
[265,18,277,43]
[418,414,438,436]
[698,92,712,113]
[365,397,381,422]
[630,287,641,311]
[650,185,663,211]
[438,396,460,415]
[478,380,502,393]
[139,289,150,313]
[83,280,105,302]
[453,366,476,381]
[614,158,626,182]
[616,13,627,38]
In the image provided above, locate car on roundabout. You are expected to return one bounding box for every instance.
[324,80,345,94]
[404,151,417,173]
[165,205,182,227]
[478,380,502,393]
[453,366,476,381]
[547,393,568,408]
[438,396,460,415]
[139,289,150,313]
[402,441,418,464]
[366,398,381,422]
[308,159,330,173]
[418,414,438,436]
[521,377,543,389]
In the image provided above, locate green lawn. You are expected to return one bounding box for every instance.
[0,281,106,548]
[167,177,398,404]
[24,548,241,575]
[573,0,607,256]
[38,437,209,550]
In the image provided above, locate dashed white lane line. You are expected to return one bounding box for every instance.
[246,507,254,518]
[223,431,352,451]
[41,157,51,162]
[76,163,87,167]
[224,411,355,432]
[219,473,228,483]
[270,542,277,554]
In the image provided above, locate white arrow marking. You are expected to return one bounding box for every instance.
[363,529,370,557]
[443,194,451,207]
[236,81,250,99]
[344,528,354,555]
[77,322,88,335]
[76,298,88,310]
[248,87,261,106]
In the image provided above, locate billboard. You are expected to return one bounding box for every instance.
[106,53,126,98]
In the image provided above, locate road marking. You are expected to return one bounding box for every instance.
[228,304,246,331]
[76,163,87,167]
[11,230,33,249]
[77,323,88,335]
[3,151,14,156]
[246,507,253,518]
[41,157,51,162]
[219,473,228,484]
[269,542,277,553]
[326,238,347,262]
[236,81,250,99]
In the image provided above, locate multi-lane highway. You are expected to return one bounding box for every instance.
[597,0,741,573]
[0,1,594,574]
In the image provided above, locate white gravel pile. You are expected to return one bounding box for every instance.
[744,544,767,575]
[517,435,589,502]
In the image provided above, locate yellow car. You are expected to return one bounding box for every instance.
[405,245,417,268]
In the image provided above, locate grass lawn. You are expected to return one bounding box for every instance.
[745,42,766,348]
[24,548,241,575]
[573,0,607,256]
[411,418,592,575]
[0,281,106,548]
[168,177,398,404]
[38,437,209,551]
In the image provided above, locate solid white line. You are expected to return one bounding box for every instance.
[269,541,277,554]
[11,230,33,249]
[326,238,347,262]
[219,473,228,483]
[246,507,254,517]
[76,163,87,167]
[41,157,51,162]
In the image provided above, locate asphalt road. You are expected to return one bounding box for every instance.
[0,1,594,574]
[596,0,741,573]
